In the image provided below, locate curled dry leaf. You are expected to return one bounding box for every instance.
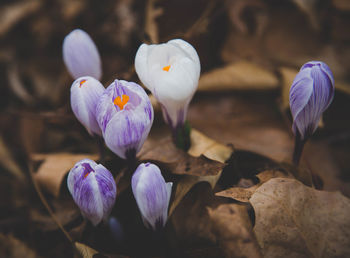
[198,61,279,91]
[188,129,233,163]
[208,203,263,258]
[32,153,98,197]
[216,169,294,202]
[279,66,298,110]
[75,242,98,258]
[251,178,350,258]
[140,129,232,215]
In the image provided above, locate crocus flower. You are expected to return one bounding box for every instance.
[70,76,105,136]
[132,163,172,231]
[96,79,153,160]
[63,29,102,80]
[134,39,200,135]
[67,159,117,226]
[289,61,334,164]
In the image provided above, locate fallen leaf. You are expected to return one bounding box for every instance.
[188,129,233,163]
[216,169,294,202]
[32,153,98,197]
[208,203,263,258]
[75,242,99,258]
[251,178,350,258]
[198,61,279,91]
[140,134,227,215]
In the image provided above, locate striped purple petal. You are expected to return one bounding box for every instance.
[70,76,105,136]
[63,29,102,80]
[131,163,172,231]
[67,159,116,226]
[289,61,334,140]
[96,80,154,159]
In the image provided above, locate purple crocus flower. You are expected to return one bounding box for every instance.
[131,163,172,231]
[289,61,334,165]
[70,76,105,136]
[63,29,102,80]
[67,159,117,226]
[96,79,154,160]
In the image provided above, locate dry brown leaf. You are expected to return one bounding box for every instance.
[251,178,350,258]
[144,0,163,43]
[188,129,233,163]
[335,80,350,95]
[32,153,98,197]
[198,61,279,91]
[140,134,227,215]
[216,169,294,202]
[75,242,99,258]
[208,203,263,258]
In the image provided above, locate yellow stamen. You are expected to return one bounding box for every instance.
[162,65,171,72]
[113,94,130,110]
[84,172,90,178]
[79,79,87,87]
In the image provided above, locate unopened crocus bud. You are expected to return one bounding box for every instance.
[131,163,172,231]
[289,61,334,165]
[63,29,102,80]
[70,76,105,136]
[96,79,153,160]
[135,39,200,145]
[67,159,116,226]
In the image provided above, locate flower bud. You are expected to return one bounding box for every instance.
[289,61,334,140]
[70,76,105,136]
[131,163,172,231]
[63,29,102,80]
[67,159,116,226]
[96,79,153,160]
[135,39,200,130]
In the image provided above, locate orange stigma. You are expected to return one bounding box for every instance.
[84,172,90,178]
[114,94,130,110]
[79,79,87,87]
[162,65,171,72]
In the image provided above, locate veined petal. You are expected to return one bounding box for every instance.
[96,79,153,159]
[70,76,105,136]
[67,159,116,226]
[63,29,102,80]
[289,61,334,140]
[131,163,172,231]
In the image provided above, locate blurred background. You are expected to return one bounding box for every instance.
[0,0,349,257]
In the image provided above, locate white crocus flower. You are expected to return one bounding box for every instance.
[135,39,200,132]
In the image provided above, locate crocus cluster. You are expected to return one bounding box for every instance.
[64,29,173,229]
[64,29,154,161]
[289,61,334,165]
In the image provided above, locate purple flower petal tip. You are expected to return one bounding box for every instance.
[67,159,117,226]
[289,61,334,140]
[131,163,172,231]
[63,29,102,80]
[96,79,154,160]
[70,76,105,136]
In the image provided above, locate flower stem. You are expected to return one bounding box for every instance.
[173,121,191,151]
[292,132,306,166]
[96,136,105,163]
